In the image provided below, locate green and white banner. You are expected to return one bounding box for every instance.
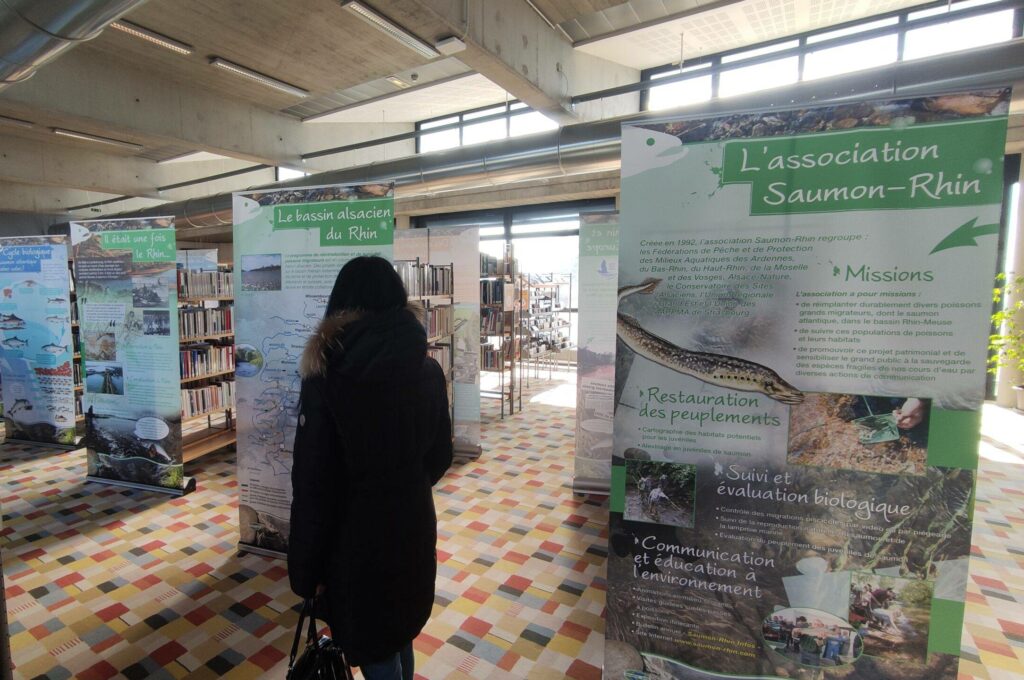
[0,236,76,446]
[71,218,184,491]
[607,90,1009,679]
[575,212,619,493]
[233,184,394,553]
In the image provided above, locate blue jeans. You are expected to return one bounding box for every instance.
[359,642,414,680]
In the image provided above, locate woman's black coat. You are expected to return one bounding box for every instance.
[287,304,453,666]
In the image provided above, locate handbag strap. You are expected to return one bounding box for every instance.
[288,598,317,669]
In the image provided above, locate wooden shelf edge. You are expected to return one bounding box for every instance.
[181,369,235,384]
[182,429,236,463]
[180,332,235,343]
[181,407,233,425]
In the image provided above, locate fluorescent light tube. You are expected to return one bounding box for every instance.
[109,20,194,55]
[209,57,310,98]
[340,1,440,59]
[0,114,34,129]
[52,128,143,151]
[385,75,411,88]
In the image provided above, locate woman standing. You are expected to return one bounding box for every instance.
[288,256,453,680]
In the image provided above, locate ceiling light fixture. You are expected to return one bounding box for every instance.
[340,1,440,59]
[209,57,310,98]
[109,20,194,55]
[0,114,34,129]
[385,75,411,89]
[52,128,143,151]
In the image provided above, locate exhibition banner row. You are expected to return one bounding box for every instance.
[233,183,395,553]
[574,212,618,493]
[606,89,1010,679]
[0,236,77,446]
[70,218,185,491]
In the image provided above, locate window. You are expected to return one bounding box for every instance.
[463,105,508,146]
[903,9,1015,60]
[419,116,460,153]
[417,102,559,152]
[276,167,309,182]
[719,56,799,98]
[806,16,899,43]
[509,103,558,137]
[638,1,1020,111]
[804,34,898,81]
[648,66,712,111]
[721,40,799,63]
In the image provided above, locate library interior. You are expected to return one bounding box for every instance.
[0,1,1023,678]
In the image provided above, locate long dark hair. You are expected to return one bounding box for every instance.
[324,256,407,318]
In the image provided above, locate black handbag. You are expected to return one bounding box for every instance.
[287,598,355,680]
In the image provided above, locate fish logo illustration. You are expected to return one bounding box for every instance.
[47,297,66,304]
[41,343,68,354]
[1,336,28,349]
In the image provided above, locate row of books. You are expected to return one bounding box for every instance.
[426,305,453,340]
[480,253,513,277]
[177,269,233,298]
[180,344,235,380]
[181,380,235,420]
[179,306,233,340]
[480,307,510,335]
[427,346,451,374]
[480,280,504,305]
[396,261,453,298]
[481,347,504,370]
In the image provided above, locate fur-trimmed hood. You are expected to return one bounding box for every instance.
[299,302,426,380]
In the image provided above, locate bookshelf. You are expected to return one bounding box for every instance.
[522,272,575,379]
[480,244,522,418]
[177,263,236,461]
[395,258,456,429]
[70,263,84,428]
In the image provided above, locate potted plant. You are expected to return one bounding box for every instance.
[989,272,1024,410]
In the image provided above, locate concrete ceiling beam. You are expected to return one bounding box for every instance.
[373,0,639,123]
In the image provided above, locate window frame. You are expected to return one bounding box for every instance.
[639,0,1024,111]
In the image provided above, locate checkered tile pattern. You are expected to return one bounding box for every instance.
[1,373,607,679]
[958,405,1024,680]
[2,388,1022,679]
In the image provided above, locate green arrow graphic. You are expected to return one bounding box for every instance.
[930,217,1000,254]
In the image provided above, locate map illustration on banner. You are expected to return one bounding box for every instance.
[233,183,394,553]
[0,236,77,445]
[607,90,1009,680]
[71,218,184,491]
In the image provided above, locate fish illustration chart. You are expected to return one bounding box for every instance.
[0,237,78,445]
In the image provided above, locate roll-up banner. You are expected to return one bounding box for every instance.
[606,90,1010,679]
[0,236,77,446]
[70,218,186,493]
[575,213,619,493]
[233,183,395,555]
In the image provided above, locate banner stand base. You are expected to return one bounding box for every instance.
[572,477,610,496]
[454,444,482,462]
[238,543,286,560]
[4,438,80,452]
[86,475,196,497]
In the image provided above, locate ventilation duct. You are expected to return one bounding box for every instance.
[0,0,147,90]
[111,38,1024,229]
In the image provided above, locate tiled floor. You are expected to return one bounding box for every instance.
[1,377,1022,679]
[1,373,607,679]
